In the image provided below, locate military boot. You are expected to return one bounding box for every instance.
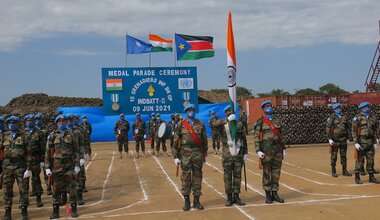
[342,167,352,176]
[78,190,85,205]
[21,206,28,220]
[369,174,380,184]
[272,191,285,203]
[193,196,204,210]
[36,194,44,207]
[331,166,338,177]
[265,190,273,204]
[183,195,191,211]
[225,193,233,206]
[71,203,78,218]
[3,207,12,220]
[59,192,67,206]
[233,193,246,206]
[50,204,60,219]
[355,173,362,184]
[360,167,366,176]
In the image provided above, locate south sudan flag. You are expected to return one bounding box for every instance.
[175,33,214,61]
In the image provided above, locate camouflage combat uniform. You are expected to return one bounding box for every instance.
[254,116,285,192]
[208,116,221,152]
[1,130,31,212]
[24,126,46,205]
[168,118,177,149]
[326,113,350,176]
[132,119,146,155]
[45,130,80,214]
[79,121,92,157]
[239,112,248,135]
[154,120,167,155]
[148,118,156,151]
[35,124,52,194]
[173,119,208,199]
[72,124,86,204]
[114,119,130,153]
[352,113,379,178]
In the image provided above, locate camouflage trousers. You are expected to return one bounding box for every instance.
[30,163,43,195]
[262,154,283,191]
[2,167,29,208]
[77,165,86,190]
[155,137,167,152]
[330,143,348,168]
[170,136,174,149]
[135,136,145,152]
[212,134,220,150]
[84,141,92,157]
[355,145,375,174]
[52,170,78,205]
[117,137,129,152]
[180,147,204,197]
[149,135,155,149]
[222,149,244,194]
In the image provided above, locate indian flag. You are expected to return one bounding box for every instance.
[149,34,173,52]
[227,11,237,139]
[106,79,123,91]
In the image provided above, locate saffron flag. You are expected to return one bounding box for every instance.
[227,11,237,139]
[149,34,173,52]
[126,35,152,54]
[106,79,123,91]
[175,33,214,60]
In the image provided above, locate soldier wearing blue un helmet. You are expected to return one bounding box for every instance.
[114,113,130,158]
[326,103,351,178]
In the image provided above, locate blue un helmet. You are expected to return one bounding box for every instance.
[24,114,34,120]
[184,103,195,112]
[261,100,273,115]
[6,115,20,132]
[0,116,4,122]
[332,103,342,110]
[6,115,20,123]
[34,113,43,119]
[223,105,231,113]
[55,114,66,123]
[260,100,272,108]
[358,102,370,109]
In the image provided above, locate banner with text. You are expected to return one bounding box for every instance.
[102,67,198,115]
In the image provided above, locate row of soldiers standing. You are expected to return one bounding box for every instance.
[0,113,92,219]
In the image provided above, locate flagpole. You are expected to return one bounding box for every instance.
[126,32,128,67]
[174,33,177,67]
[149,31,152,67]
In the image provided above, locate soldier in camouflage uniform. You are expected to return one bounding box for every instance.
[326,103,351,177]
[79,115,91,192]
[132,113,147,158]
[148,113,156,155]
[154,113,169,157]
[23,114,45,207]
[168,113,176,150]
[352,102,379,184]
[212,105,247,206]
[254,100,285,204]
[114,113,130,158]
[173,103,208,211]
[1,116,32,220]
[239,110,248,135]
[45,114,81,218]
[34,113,53,195]
[208,111,221,155]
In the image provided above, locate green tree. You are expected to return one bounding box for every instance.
[295,88,323,95]
[257,89,290,97]
[236,86,253,98]
[319,83,347,94]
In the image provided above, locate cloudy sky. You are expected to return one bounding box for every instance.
[0,0,379,105]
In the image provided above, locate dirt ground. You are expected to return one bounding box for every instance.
[2,136,380,220]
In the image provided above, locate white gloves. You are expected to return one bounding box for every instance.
[347,139,350,144]
[23,170,31,178]
[46,168,52,176]
[80,159,86,166]
[174,158,181,165]
[74,166,81,175]
[144,134,147,139]
[243,154,248,162]
[283,150,286,159]
[256,151,265,159]
[377,139,379,144]
[40,162,45,168]
[355,143,361,150]
[84,153,90,161]
[328,139,334,145]
[227,114,236,122]
[375,144,378,150]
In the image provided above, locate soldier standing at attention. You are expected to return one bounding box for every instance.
[132,113,147,158]
[352,102,379,184]
[326,103,351,177]
[212,105,247,206]
[114,113,130,158]
[154,113,169,157]
[168,113,176,151]
[1,116,32,220]
[24,114,45,207]
[254,100,286,204]
[80,115,92,162]
[148,113,156,155]
[45,115,81,218]
[173,103,208,211]
[239,110,249,135]
[208,111,221,155]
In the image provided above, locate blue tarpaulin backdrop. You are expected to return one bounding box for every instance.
[58,103,238,142]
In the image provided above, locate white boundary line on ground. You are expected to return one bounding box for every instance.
[85,152,98,171]
[81,157,148,218]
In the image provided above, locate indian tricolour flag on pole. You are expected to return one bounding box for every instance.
[149,34,173,52]
[227,11,237,140]
[106,79,123,91]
